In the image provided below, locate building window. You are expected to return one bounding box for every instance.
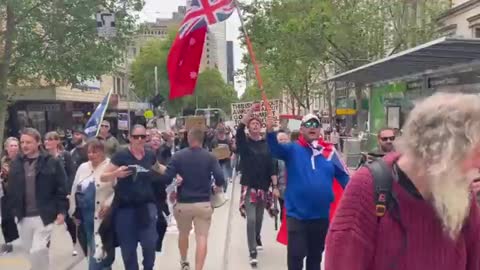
[475,28,480,38]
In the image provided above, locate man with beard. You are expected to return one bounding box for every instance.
[325,92,480,270]
[357,127,396,168]
[70,129,88,171]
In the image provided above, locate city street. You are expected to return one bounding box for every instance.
[0,174,291,270]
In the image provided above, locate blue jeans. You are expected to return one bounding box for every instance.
[114,203,158,270]
[78,182,114,270]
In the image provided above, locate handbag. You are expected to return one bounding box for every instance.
[210,187,228,208]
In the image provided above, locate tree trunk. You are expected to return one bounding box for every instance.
[327,84,333,127]
[0,4,15,151]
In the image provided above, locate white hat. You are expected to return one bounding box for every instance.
[301,113,320,124]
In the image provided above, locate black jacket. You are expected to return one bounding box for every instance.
[7,152,68,225]
[235,123,276,190]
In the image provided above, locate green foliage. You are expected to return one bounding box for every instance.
[131,32,238,115]
[241,0,330,109]
[130,29,176,99]
[3,0,143,86]
[163,69,238,116]
[240,67,282,102]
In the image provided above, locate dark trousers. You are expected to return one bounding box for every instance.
[279,198,285,221]
[1,195,18,243]
[65,216,77,244]
[114,204,158,270]
[287,217,329,270]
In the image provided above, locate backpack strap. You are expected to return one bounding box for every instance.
[366,159,393,218]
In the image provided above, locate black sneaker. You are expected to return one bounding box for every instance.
[256,236,263,251]
[249,250,258,267]
[181,261,190,270]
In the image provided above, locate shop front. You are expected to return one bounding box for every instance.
[327,37,480,151]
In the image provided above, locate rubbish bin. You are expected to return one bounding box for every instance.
[343,138,362,169]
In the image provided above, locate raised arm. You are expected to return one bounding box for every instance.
[236,104,258,153]
[266,115,291,160]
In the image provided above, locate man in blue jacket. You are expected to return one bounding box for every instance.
[266,113,350,270]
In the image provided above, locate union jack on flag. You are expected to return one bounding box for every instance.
[179,0,235,39]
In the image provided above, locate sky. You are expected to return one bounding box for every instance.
[140,0,248,95]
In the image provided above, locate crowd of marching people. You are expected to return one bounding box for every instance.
[2,91,480,270]
[0,119,231,270]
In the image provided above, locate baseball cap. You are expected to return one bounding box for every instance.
[301,113,320,125]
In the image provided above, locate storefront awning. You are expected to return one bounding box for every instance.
[327,37,480,84]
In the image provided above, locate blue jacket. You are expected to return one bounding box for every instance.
[267,132,349,220]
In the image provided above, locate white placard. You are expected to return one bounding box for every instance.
[230,99,281,130]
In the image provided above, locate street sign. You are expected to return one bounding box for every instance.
[96,11,117,38]
[144,110,154,119]
[336,108,357,115]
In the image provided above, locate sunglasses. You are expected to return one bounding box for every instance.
[380,136,395,142]
[131,134,147,140]
[303,121,320,128]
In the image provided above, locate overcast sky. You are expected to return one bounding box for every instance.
[140,0,247,95]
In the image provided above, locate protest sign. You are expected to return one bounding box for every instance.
[230,99,281,130]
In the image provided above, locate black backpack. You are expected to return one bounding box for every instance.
[366,159,394,218]
[367,159,407,269]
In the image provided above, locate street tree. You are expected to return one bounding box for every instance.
[324,0,449,129]
[240,66,282,102]
[130,28,176,100]
[240,0,330,114]
[188,68,238,115]
[0,0,142,144]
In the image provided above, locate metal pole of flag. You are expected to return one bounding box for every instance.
[233,0,272,114]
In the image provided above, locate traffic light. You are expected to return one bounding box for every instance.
[150,94,165,108]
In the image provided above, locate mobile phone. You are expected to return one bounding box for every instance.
[127,165,137,174]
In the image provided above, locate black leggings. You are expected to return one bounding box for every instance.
[287,217,329,270]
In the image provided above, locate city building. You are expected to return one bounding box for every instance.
[226,41,235,85]
[438,0,480,38]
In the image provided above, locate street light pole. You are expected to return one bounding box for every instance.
[154,66,158,95]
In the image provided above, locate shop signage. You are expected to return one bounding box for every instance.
[336,108,357,115]
[27,104,61,112]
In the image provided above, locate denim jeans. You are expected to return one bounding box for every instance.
[114,203,158,270]
[79,182,114,270]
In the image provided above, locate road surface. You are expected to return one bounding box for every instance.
[0,175,293,270]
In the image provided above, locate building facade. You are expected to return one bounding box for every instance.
[226,41,235,85]
[438,0,480,37]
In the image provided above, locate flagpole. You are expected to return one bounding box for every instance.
[95,88,113,137]
[233,0,271,113]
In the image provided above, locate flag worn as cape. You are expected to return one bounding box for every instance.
[276,136,348,245]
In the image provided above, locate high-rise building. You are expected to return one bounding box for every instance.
[199,22,228,82]
[226,41,235,85]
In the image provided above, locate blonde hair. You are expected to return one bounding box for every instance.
[44,131,64,151]
[4,137,19,149]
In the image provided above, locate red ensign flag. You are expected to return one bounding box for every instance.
[167,0,235,100]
